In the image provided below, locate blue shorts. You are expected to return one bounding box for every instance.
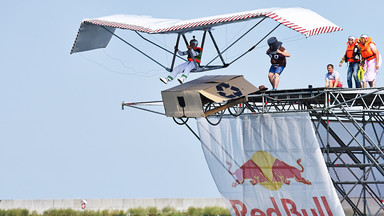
[269,65,285,75]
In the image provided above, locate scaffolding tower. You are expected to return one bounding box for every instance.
[123,87,384,215]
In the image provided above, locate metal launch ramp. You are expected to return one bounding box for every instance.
[123,84,384,216]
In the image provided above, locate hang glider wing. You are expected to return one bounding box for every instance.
[71,7,342,54]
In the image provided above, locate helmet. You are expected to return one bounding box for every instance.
[359,34,369,44]
[267,37,282,51]
[348,36,356,41]
[190,36,198,47]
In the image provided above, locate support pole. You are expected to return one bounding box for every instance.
[200,18,266,71]
[170,34,181,72]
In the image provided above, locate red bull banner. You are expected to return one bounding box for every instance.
[196,113,344,216]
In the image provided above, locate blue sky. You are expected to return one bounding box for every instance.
[1,0,383,200]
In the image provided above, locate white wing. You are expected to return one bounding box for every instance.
[70,7,342,54]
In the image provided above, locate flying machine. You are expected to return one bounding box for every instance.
[70,7,343,125]
[71,10,384,214]
[70,7,342,74]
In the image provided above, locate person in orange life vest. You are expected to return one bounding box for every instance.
[325,64,343,88]
[358,34,381,88]
[339,36,361,88]
[160,37,203,84]
[266,37,290,90]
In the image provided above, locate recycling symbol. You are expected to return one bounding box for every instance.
[216,83,243,99]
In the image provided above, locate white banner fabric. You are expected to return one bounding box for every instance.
[196,113,344,216]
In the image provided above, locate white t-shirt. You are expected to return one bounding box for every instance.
[325,71,342,83]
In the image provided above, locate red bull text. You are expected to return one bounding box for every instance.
[230,196,334,216]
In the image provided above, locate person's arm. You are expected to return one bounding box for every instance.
[277,46,290,57]
[188,47,198,57]
[339,55,346,67]
[325,75,329,87]
[370,43,380,69]
[175,46,188,56]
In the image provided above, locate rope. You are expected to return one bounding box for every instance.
[101,26,170,71]
[80,53,163,77]
[229,23,281,65]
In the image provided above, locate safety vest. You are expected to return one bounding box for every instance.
[345,39,360,63]
[359,37,376,61]
[188,47,203,63]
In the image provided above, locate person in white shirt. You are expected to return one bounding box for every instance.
[325,64,343,88]
[160,37,202,84]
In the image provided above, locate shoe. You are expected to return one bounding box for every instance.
[178,77,185,84]
[160,77,168,84]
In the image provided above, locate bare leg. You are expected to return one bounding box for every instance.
[268,72,275,88]
[371,80,376,87]
[363,82,367,88]
[274,74,280,89]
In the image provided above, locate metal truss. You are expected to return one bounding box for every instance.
[244,87,384,216]
[123,87,384,215]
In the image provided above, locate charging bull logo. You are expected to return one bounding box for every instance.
[226,151,311,191]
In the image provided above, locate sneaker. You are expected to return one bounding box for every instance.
[178,77,185,84]
[160,77,168,84]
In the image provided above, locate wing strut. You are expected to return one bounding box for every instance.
[200,30,207,54]
[196,17,267,72]
[169,34,181,72]
[101,17,281,73]
[135,31,186,62]
[229,22,282,65]
[208,30,226,67]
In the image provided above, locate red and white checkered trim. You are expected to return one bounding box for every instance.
[84,10,342,37]
[84,12,265,34]
[85,20,154,33]
[265,12,342,37]
[156,12,264,33]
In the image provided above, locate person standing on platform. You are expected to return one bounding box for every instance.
[266,37,290,90]
[339,36,361,88]
[325,64,343,88]
[358,34,381,88]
